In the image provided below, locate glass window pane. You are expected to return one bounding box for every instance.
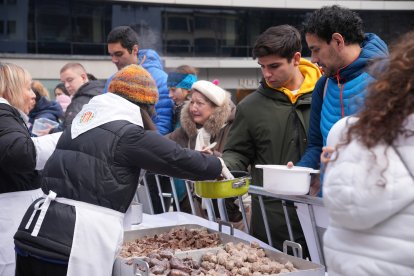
[1,1,413,57]
[7,20,16,35]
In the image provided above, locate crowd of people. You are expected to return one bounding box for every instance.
[1,4,413,276]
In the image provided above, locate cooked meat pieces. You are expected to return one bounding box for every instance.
[119,228,299,275]
[159,250,175,260]
[135,251,208,276]
[119,227,220,258]
[197,242,298,275]
[170,269,190,276]
[170,258,191,273]
[149,258,170,270]
[150,265,166,275]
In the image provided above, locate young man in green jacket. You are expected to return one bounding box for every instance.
[222,25,321,255]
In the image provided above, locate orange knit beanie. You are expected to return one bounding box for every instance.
[108,64,158,105]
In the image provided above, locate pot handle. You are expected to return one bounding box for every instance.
[219,220,234,236]
[232,178,247,188]
[132,258,149,276]
[283,240,303,259]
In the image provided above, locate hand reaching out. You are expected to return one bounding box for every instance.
[34,124,55,136]
[218,157,234,180]
[200,142,217,155]
[321,146,335,165]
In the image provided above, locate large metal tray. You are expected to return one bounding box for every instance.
[113,224,324,276]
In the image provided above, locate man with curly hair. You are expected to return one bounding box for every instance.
[322,30,414,276]
[291,5,389,194]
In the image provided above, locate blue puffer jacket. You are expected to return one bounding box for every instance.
[138,49,174,135]
[298,33,388,169]
[104,50,174,135]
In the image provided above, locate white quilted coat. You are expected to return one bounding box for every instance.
[323,116,414,276]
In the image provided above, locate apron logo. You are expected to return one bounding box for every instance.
[78,109,97,125]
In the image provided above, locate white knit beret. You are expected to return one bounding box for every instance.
[191,80,226,106]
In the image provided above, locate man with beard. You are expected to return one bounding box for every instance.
[290,6,389,186]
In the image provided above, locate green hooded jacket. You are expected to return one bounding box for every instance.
[223,83,311,185]
[223,59,319,253]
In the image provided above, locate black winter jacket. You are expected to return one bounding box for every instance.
[62,80,104,129]
[0,103,41,193]
[15,118,221,261]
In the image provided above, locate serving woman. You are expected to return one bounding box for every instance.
[14,65,226,276]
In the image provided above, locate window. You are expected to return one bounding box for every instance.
[0,1,412,57]
[7,20,16,35]
[167,16,190,31]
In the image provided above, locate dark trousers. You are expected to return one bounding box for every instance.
[16,254,68,276]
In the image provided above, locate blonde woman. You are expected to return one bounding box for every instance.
[0,63,42,276]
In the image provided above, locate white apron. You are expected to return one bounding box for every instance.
[26,191,124,276]
[0,188,43,276]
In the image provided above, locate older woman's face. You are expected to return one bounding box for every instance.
[189,91,215,126]
[23,80,36,114]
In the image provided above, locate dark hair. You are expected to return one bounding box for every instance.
[252,25,302,61]
[107,26,139,54]
[302,5,365,45]
[175,65,198,75]
[343,31,414,149]
[54,82,69,96]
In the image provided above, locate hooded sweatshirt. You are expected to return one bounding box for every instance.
[222,56,321,253]
[266,58,322,104]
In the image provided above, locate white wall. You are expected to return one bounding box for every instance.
[1,55,262,90]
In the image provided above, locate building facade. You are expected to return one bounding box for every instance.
[1,0,413,98]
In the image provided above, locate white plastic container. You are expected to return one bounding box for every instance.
[256,165,319,195]
[123,203,143,230]
[32,117,59,136]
